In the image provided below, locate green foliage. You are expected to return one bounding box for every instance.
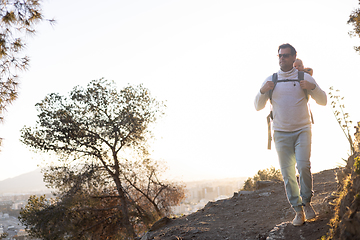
[241,167,282,191]
[19,162,186,239]
[321,173,350,240]
[19,79,185,239]
[354,157,360,175]
[0,0,53,123]
[242,177,255,191]
[348,1,360,53]
[356,193,360,200]
[355,121,360,152]
[18,195,56,239]
[329,87,355,156]
[321,6,360,238]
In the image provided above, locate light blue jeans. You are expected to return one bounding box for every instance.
[274,127,313,212]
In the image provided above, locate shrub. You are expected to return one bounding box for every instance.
[241,167,282,191]
[355,156,360,175]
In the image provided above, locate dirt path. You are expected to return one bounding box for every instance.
[141,168,340,240]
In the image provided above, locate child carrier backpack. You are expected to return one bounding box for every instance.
[266,71,314,149]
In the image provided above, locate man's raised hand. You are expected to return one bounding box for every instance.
[260,81,275,94]
[300,80,316,90]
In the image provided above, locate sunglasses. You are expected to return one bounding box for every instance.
[278,54,292,59]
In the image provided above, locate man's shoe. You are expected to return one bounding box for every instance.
[292,211,305,226]
[304,203,316,220]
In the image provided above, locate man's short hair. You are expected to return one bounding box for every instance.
[278,43,297,56]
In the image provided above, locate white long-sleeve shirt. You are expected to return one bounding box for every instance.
[254,68,327,132]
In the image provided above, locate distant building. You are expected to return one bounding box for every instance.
[204,187,217,201]
[12,201,25,210]
[216,185,233,196]
[171,177,247,216]
[16,229,28,236]
[0,200,13,205]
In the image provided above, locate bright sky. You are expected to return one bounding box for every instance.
[0,0,360,182]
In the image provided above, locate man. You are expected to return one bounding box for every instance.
[254,43,327,226]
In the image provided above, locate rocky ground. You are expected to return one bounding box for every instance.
[141,168,341,240]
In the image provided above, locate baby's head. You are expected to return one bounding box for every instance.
[293,59,304,71]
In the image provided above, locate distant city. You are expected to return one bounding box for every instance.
[171,177,247,216]
[0,191,52,239]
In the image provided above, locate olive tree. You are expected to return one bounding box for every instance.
[19,79,185,239]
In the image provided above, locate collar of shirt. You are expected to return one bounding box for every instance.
[278,67,297,80]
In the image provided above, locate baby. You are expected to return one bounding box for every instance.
[293,59,313,76]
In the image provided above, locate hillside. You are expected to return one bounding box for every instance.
[141,168,340,240]
[0,168,49,194]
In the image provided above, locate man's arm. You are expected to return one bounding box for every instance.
[254,76,273,111]
[304,75,327,106]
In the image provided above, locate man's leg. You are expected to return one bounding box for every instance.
[295,127,316,220]
[274,131,303,211]
[294,127,313,204]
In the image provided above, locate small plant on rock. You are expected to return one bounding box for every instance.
[241,167,282,191]
[329,87,355,156]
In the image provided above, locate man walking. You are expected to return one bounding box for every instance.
[254,43,327,226]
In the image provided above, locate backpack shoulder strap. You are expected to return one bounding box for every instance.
[298,71,308,101]
[267,72,277,149]
[298,70,304,81]
[298,71,314,123]
[269,73,277,103]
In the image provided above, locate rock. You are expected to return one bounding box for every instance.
[256,180,277,189]
[259,192,271,197]
[169,235,182,240]
[238,191,254,196]
[141,217,172,240]
[149,216,171,232]
[345,153,360,172]
[140,232,150,240]
[266,221,289,240]
[319,191,338,214]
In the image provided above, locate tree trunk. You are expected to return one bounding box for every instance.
[113,176,136,238]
